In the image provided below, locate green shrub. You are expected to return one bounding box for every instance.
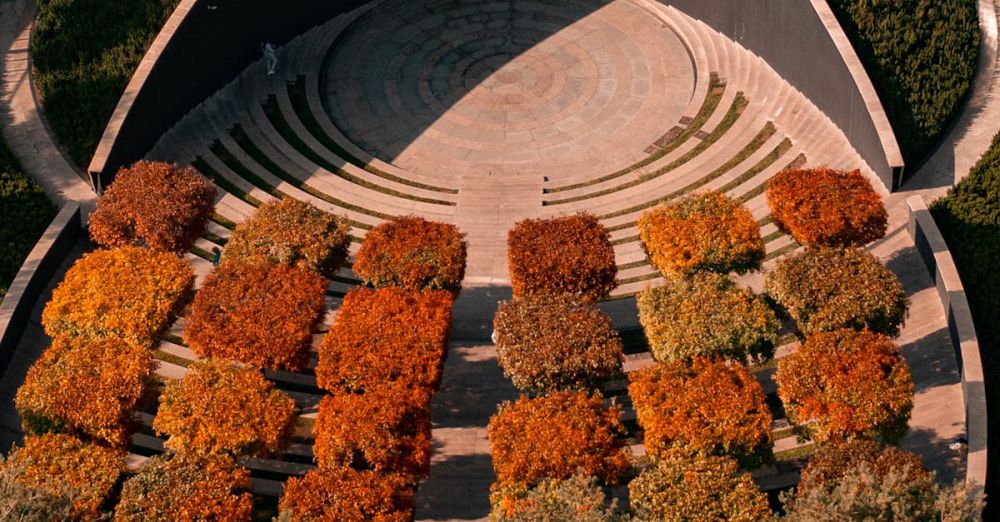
[0,139,56,302]
[493,295,623,392]
[637,273,778,364]
[31,0,179,167]
[766,247,908,337]
[932,129,1000,509]
[829,0,979,163]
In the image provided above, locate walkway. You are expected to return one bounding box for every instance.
[0,0,96,213]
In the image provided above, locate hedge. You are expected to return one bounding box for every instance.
[629,449,771,522]
[278,468,414,522]
[638,191,764,278]
[766,247,908,336]
[637,273,778,364]
[223,198,351,279]
[3,434,124,521]
[114,453,252,521]
[31,0,179,167]
[313,388,431,477]
[0,455,75,521]
[353,216,467,293]
[316,287,453,397]
[41,246,194,348]
[628,357,772,466]
[931,129,1000,508]
[487,391,630,489]
[184,260,327,372]
[767,167,887,248]
[16,335,153,447]
[507,213,617,301]
[154,360,297,458]
[828,0,979,164]
[493,295,623,392]
[776,328,913,443]
[89,161,215,254]
[0,138,56,302]
[489,474,624,522]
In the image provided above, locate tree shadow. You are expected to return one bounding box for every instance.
[901,426,965,484]
[415,452,495,520]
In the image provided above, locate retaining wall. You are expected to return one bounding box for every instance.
[664,0,905,191]
[906,195,988,488]
[0,203,82,374]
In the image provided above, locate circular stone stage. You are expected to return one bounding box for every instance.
[321,0,695,180]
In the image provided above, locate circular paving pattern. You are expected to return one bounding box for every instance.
[322,0,696,179]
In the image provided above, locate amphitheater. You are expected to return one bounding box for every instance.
[0,0,993,519]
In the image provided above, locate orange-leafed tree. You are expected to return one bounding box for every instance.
[153,360,297,458]
[638,191,764,278]
[353,216,467,293]
[796,439,930,495]
[636,272,778,364]
[629,449,771,521]
[89,161,216,254]
[487,391,630,489]
[41,246,193,348]
[3,434,125,521]
[776,329,913,443]
[316,287,453,395]
[16,336,153,446]
[767,167,887,247]
[223,197,350,279]
[278,467,414,522]
[628,357,772,466]
[493,295,623,392]
[507,213,617,301]
[184,260,327,371]
[766,247,909,337]
[114,453,252,522]
[313,387,431,477]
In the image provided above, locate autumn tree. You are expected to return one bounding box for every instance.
[638,191,764,278]
[316,287,453,396]
[487,391,630,489]
[16,336,153,446]
[353,216,467,293]
[493,295,623,392]
[313,387,431,477]
[767,167,888,247]
[153,360,297,458]
[42,246,193,348]
[776,329,913,443]
[766,247,909,336]
[489,474,625,522]
[89,161,216,254]
[114,453,252,522]
[2,434,124,521]
[637,272,778,364]
[223,197,350,278]
[628,357,772,466]
[184,260,327,371]
[507,213,617,301]
[629,449,771,521]
[278,467,414,522]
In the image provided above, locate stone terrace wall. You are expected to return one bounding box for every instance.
[88,0,368,187]
[906,196,988,488]
[665,0,905,191]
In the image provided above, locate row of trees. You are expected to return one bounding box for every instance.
[280,214,466,520]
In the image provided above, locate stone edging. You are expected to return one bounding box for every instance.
[809,0,904,189]
[906,195,987,488]
[86,0,198,187]
[0,203,82,374]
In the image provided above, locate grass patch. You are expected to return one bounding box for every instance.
[191,158,264,207]
[262,95,455,206]
[547,73,727,193]
[153,349,193,368]
[287,78,457,194]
